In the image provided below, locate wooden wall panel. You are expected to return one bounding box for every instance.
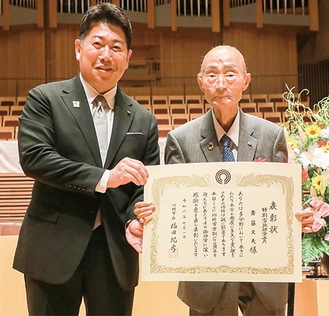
[224,24,298,94]
[0,26,45,96]
[47,25,80,80]
[0,22,299,97]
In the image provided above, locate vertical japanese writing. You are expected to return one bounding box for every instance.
[250,209,257,254]
[182,198,187,239]
[229,191,236,257]
[238,191,245,258]
[202,192,209,257]
[166,190,280,260]
[170,203,177,255]
[211,192,218,258]
[193,192,200,257]
[220,191,226,257]
[262,206,268,244]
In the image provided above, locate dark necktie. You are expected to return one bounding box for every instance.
[220,135,235,162]
[93,95,110,166]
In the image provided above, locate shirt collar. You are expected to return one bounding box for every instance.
[79,73,117,109]
[212,109,239,147]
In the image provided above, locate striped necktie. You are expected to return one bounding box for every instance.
[93,95,110,166]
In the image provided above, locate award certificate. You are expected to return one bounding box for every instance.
[142,162,302,282]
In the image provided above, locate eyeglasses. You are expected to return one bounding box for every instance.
[203,73,242,85]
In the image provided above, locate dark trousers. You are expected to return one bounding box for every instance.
[189,282,286,316]
[24,226,135,316]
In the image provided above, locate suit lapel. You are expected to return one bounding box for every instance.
[199,110,223,162]
[104,88,134,167]
[61,76,102,166]
[237,110,258,161]
[199,109,258,162]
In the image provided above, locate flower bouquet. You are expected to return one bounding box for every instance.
[283,86,329,265]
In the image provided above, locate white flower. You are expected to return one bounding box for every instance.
[312,148,329,169]
[319,129,329,138]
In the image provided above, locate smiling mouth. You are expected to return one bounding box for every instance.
[96,67,112,72]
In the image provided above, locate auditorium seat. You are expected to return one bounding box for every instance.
[263,111,282,123]
[187,103,204,115]
[152,95,168,105]
[251,94,268,104]
[204,103,212,112]
[257,102,275,114]
[158,124,172,138]
[0,96,16,107]
[2,115,20,137]
[0,173,34,219]
[168,95,185,105]
[240,102,257,113]
[185,95,202,105]
[240,94,251,103]
[190,112,203,120]
[152,104,170,115]
[268,93,284,103]
[134,95,152,111]
[16,96,27,106]
[10,106,24,116]
[275,101,288,113]
[172,113,189,128]
[0,106,10,118]
[0,126,16,140]
[170,103,187,115]
[155,113,171,125]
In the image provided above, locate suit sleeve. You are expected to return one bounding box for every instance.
[273,127,288,163]
[18,86,105,195]
[164,131,186,164]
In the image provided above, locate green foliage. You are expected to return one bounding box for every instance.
[302,233,329,265]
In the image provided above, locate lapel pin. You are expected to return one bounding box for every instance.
[127,110,131,115]
[207,142,214,151]
[73,101,80,108]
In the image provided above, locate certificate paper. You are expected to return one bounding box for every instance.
[142,162,302,282]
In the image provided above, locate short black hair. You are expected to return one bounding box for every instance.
[79,3,132,50]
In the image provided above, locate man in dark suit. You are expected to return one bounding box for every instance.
[165,45,288,315]
[13,3,159,315]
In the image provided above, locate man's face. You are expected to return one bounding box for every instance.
[75,23,132,94]
[197,47,251,116]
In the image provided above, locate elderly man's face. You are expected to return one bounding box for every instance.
[197,47,251,116]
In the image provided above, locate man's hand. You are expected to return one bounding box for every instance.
[107,157,149,188]
[295,208,315,233]
[126,202,156,253]
[126,219,143,253]
[134,201,155,224]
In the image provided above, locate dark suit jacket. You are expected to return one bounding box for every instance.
[13,75,160,290]
[165,109,288,313]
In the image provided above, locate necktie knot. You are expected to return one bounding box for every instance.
[221,135,231,148]
[220,135,235,162]
[93,95,110,115]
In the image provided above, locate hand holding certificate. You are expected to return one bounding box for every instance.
[142,162,302,283]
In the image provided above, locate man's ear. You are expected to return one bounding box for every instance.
[197,74,204,92]
[74,39,81,62]
[242,73,251,92]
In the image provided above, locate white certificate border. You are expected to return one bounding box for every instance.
[149,172,295,276]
